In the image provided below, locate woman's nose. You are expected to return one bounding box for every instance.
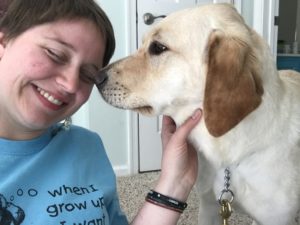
[56,67,80,94]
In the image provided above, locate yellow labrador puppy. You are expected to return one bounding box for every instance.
[95,3,300,225]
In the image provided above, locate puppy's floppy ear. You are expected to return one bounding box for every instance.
[204,30,264,137]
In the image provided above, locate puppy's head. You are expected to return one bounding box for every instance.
[95,3,264,137]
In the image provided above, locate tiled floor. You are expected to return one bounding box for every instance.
[117,171,253,225]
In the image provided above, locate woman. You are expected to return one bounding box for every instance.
[0,0,201,224]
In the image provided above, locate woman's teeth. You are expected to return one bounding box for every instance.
[37,87,63,106]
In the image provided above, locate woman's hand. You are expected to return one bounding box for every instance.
[131,109,202,225]
[155,109,202,201]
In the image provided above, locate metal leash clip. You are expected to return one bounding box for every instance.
[219,199,232,225]
[218,167,234,225]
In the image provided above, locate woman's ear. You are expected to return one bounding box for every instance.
[0,32,6,58]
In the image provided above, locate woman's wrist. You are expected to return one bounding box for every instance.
[154,174,194,202]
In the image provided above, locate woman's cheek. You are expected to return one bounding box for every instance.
[80,83,94,102]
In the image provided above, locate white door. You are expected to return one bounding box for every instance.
[137,0,199,172]
[136,0,237,172]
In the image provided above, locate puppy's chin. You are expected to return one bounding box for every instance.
[132,106,155,116]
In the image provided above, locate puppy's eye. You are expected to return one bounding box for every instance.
[149,41,168,55]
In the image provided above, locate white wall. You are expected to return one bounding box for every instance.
[241,1,254,27]
[72,0,133,176]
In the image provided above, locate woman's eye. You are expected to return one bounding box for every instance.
[45,48,67,64]
[149,41,168,55]
[80,73,94,84]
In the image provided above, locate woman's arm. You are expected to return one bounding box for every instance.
[131,109,202,225]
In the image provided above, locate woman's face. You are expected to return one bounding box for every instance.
[0,19,105,139]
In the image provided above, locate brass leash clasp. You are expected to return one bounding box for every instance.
[218,167,234,225]
[219,199,233,225]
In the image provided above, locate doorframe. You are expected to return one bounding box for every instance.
[127,0,140,175]
[252,0,279,56]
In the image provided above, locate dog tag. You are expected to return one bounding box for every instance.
[219,199,232,225]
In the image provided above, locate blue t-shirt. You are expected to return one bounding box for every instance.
[0,124,128,225]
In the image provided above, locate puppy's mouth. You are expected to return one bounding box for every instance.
[100,90,154,115]
[98,83,155,115]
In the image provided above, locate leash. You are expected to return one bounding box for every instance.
[218,167,234,225]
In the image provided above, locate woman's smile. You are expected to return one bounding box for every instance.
[33,85,66,111]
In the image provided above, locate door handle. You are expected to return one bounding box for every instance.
[143,13,166,25]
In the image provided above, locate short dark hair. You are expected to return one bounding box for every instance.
[0,0,115,66]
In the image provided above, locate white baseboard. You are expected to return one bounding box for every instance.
[113,165,131,177]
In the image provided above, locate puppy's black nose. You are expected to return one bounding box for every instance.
[94,70,108,89]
